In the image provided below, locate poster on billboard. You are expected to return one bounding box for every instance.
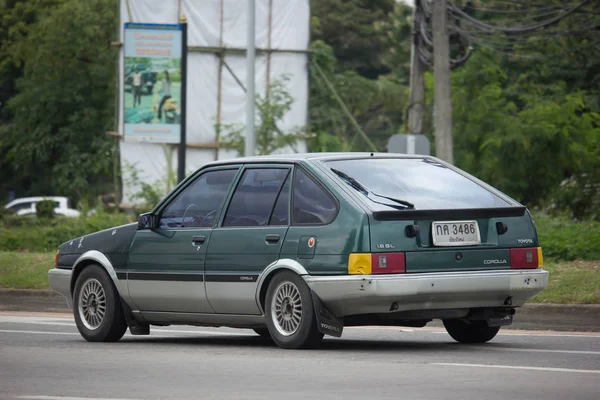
[123,22,182,143]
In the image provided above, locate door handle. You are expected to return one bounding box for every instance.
[265,234,280,243]
[192,235,206,244]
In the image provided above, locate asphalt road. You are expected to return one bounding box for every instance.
[1,312,599,400]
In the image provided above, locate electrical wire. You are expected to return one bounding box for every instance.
[470,37,600,60]
[449,0,591,34]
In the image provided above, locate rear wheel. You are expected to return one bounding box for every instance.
[265,271,323,349]
[73,265,127,342]
[443,319,500,344]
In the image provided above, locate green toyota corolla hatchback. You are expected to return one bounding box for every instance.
[48,153,548,349]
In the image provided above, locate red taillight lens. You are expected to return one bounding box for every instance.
[348,252,406,274]
[510,247,542,269]
[371,252,406,274]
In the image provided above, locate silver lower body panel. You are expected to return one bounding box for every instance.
[303,269,549,318]
[48,268,73,309]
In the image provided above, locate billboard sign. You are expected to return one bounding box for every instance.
[123,22,182,143]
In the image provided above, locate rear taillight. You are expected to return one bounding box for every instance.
[348,252,406,275]
[510,247,543,269]
[54,250,60,267]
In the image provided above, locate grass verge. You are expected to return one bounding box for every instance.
[0,251,598,304]
[0,251,55,289]
[531,260,599,304]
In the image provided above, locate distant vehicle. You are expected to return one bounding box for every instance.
[5,196,80,218]
[124,64,157,95]
[47,153,548,349]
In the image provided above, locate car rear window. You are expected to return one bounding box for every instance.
[325,157,510,210]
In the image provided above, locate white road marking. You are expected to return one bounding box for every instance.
[497,332,600,339]
[0,329,78,336]
[467,346,600,356]
[18,396,142,400]
[151,328,250,336]
[432,363,600,374]
[0,328,252,337]
[345,325,600,338]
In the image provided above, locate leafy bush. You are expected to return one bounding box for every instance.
[532,211,600,261]
[545,174,600,222]
[35,200,55,219]
[0,209,135,252]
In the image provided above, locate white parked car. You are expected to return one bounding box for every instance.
[4,196,81,217]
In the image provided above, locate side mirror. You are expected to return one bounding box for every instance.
[137,212,159,230]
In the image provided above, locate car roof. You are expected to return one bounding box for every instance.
[200,152,438,168]
[5,196,68,208]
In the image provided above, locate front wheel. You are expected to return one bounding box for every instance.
[443,319,500,344]
[73,265,127,342]
[265,271,323,349]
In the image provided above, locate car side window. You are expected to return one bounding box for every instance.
[223,168,290,227]
[292,169,337,225]
[268,173,291,226]
[159,168,238,229]
[8,202,32,212]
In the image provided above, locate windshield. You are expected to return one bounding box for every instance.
[325,157,511,210]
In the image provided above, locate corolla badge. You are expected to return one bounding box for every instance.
[483,259,507,265]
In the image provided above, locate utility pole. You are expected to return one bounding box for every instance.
[245,0,256,157]
[432,0,453,164]
[407,0,425,135]
[178,15,188,182]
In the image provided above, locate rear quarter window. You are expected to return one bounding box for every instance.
[292,168,338,225]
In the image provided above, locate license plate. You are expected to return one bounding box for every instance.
[431,220,481,246]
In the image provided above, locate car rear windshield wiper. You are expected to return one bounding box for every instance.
[330,168,415,210]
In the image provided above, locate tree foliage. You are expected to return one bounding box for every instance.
[0,0,118,204]
[310,0,396,79]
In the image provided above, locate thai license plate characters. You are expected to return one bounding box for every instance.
[432,220,481,246]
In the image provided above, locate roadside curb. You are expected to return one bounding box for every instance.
[1,289,599,332]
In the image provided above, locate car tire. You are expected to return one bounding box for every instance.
[253,328,271,338]
[265,271,324,349]
[73,265,128,342]
[443,319,500,344]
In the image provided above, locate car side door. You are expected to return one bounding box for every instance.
[205,164,292,315]
[126,166,240,313]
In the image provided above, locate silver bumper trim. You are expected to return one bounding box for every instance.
[303,269,549,317]
[48,268,73,309]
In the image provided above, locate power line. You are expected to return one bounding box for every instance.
[449,0,591,34]
[471,37,600,60]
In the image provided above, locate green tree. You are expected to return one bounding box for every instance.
[310,0,396,79]
[1,0,118,205]
[0,0,64,200]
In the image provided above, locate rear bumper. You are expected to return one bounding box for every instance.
[48,268,73,309]
[303,269,549,318]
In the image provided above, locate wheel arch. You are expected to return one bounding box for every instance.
[255,258,309,314]
[70,250,120,298]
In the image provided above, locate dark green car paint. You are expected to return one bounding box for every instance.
[55,153,541,313]
[56,222,138,274]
